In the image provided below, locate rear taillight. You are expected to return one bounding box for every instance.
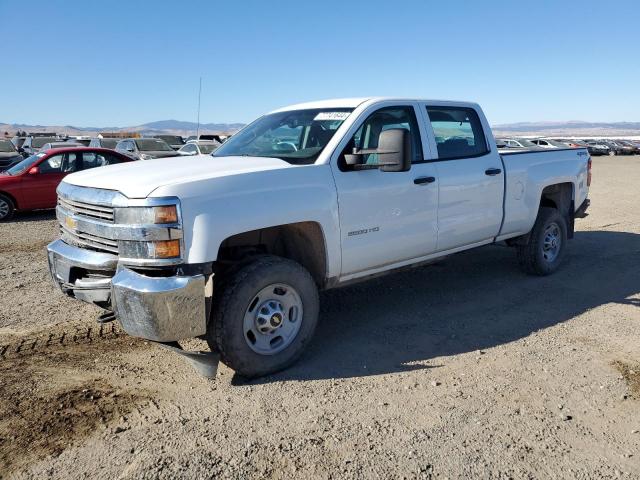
[587,158,592,186]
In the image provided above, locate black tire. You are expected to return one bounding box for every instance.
[516,207,567,276]
[207,255,319,378]
[0,194,15,221]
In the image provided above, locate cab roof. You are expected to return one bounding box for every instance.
[269,97,480,113]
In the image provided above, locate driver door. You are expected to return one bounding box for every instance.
[331,103,439,278]
[22,152,79,209]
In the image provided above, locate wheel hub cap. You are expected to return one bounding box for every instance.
[255,300,285,333]
[243,283,303,355]
[542,222,561,262]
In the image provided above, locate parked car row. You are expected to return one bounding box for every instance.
[0,130,232,219]
[496,136,640,156]
[2,132,230,169]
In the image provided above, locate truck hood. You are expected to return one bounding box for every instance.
[62,155,295,198]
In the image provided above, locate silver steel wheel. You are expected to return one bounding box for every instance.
[0,198,10,219]
[542,222,561,263]
[243,283,303,355]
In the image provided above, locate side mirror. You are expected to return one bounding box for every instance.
[28,166,39,175]
[378,129,411,172]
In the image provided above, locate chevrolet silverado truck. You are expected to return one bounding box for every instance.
[47,98,591,378]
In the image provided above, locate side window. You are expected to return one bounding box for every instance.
[38,154,64,173]
[106,154,124,165]
[81,152,108,170]
[426,107,488,160]
[340,106,423,169]
[62,152,80,172]
[183,144,196,154]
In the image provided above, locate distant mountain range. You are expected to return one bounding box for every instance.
[0,119,246,137]
[2,119,640,138]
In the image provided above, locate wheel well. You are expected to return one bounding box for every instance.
[540,183,574,238]
[216,222,328,287]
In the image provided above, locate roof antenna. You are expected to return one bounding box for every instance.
[196,77,202,140]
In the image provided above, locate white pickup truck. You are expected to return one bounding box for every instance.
[47,98,591,377]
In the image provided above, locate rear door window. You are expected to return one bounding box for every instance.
[81,152,109,169]
[426,107,489,160]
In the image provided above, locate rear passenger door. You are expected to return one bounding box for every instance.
[420,104,504,252]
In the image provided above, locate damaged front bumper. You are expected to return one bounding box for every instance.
[47,239,208,342]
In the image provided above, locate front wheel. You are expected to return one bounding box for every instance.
[207,256,319,378]
[516,207,567,276]
[0,194,15,221]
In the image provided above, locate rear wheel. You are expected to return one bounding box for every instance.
[516,207,567,276]
[0,194,15,221]
[207,255,319,378]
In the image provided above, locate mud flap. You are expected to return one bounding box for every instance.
[156,341,220,379]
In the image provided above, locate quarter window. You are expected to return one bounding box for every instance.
[426,107,489,160]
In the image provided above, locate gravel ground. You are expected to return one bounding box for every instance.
[0,156,639,479]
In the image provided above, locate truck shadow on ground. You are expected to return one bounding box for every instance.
[243,230,640,384]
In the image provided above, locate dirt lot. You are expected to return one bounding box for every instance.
[1,156,639,479]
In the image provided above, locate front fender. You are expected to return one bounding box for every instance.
[152,164,342,279]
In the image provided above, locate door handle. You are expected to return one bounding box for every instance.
[485,168,502,176]
[414,176,436,185]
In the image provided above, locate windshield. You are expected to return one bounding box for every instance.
[0,140,16,152]
[200,143,219,154]
[213,108,353,164]
[5,153,45,176]
[155,135,183,145]
[32,137,57,148]
[135,139,173,151]
[101,138,119,148]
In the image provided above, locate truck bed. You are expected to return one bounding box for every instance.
[497,147,590,240]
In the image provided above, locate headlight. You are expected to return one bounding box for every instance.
[119,239,181,260]
[114,205,178,224]
[139,153,153,160]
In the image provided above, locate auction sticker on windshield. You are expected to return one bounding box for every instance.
[314,112,351,121]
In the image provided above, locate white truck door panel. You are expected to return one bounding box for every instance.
[434,155,504,251]
[333,165,438,275]
[420,103,504,251]
[331,103,438,276]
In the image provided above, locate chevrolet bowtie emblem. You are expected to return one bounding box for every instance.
[65,216,77,230]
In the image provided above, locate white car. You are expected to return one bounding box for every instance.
[177,140,220,156]
[48,97,591,378]
[40,142,83,151]
[496,138,540,149]
[531,138,569,149]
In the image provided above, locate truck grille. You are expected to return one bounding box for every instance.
[60,225,119,254]
[58,197,114,222]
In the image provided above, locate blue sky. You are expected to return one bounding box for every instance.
[1,0,638,126]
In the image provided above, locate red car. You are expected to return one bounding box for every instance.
[0,147,132,221]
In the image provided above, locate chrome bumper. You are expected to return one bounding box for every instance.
[47,239,208,342]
